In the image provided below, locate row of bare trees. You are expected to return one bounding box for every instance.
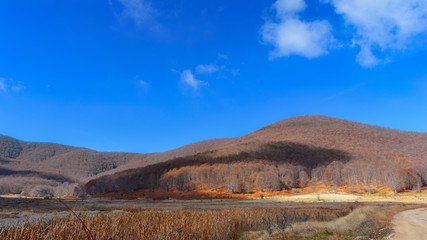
[159,162,311,193]
[312,159,425,193]
[159,159,426,193]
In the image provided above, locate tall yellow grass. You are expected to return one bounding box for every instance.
[0,207,351,240]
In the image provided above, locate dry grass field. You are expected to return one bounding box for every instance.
[1,185,426,239]
[0,195,425,240]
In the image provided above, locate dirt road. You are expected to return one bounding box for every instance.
[390,207,427,240]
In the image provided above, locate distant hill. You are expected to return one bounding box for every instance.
[0,134,235,196]
[1,115,426,196]
[84,115,427,195]
[0,135,147,196]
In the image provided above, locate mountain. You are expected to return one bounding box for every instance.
[0,135,148,196]
[83,115,427,195]
[0,135,234,196]
[1,115,426,196]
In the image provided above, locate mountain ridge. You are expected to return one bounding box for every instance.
[83,115,427,196]
[1,115,426,196]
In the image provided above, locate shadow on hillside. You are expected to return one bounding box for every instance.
[84,141,351,194]
[233,141,351,167]
[0,168,75,183]
[0,158,11,164]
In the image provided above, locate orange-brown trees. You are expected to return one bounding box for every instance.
[299,171,309,188]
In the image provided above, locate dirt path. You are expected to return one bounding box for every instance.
[390,208,427,240]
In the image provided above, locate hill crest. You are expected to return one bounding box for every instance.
[1,115,426,196]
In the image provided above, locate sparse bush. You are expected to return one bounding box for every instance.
[364,187,377,194]
[32,187,54,197]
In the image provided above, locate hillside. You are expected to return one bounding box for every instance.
[1,115,426,196]
[0,135,148,196]
[0,135,234,196]
[83,115,427,195]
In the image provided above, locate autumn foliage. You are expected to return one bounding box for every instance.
[2,115,426,196]
[158,158,425,194]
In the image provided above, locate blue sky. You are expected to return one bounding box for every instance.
[0,0,426,153]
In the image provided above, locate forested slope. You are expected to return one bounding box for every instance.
[1,115,425,196]
[0,135,147,196]
[84,115,427,195]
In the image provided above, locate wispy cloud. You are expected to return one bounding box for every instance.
[180,70,207,90]
[196,64,219,74]
[0,78,6,92]
[179,55,238,93]
[138,80,149,87]
[11,82,25,92]
[262,0,334,59]
[0,78,25,93]
[117,0,156,26]
[322,82,367,101]
[328,0,427,67]
[356,45,380,67]
[218,53,228,59]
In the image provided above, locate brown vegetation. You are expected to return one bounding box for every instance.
[156,160,425,195]
[0,135,148,196]
[1,115,426,197]
[0,205,358,239]
[84,115,426,196]
[0,203,418,239]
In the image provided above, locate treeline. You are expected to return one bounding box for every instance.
[160,162,307,193]
[159,159,426,193]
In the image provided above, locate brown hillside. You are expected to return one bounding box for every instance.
[1,115,426,196]
[0,134,236,196]
[84,115,427,195]
[0,135,148,196]
[215,115,426,162]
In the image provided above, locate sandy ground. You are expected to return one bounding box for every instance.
[390,208,427,240]
[0,194,41,199]
[268,191,427,203]
[270,192,361,202]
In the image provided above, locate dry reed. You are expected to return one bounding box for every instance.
[0,206,352,240]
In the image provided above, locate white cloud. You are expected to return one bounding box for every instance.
[118,0,156,26]
[180,70,207,90]
[262,0,334,59]
[274,0,306,17]
[263,19,333,59]
[329,0,427,66]
[356,45,380,67]
[195,64,219,74]
[0,78,24,93]
[262,0,427,67]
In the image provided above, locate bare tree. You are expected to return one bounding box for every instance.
[299,171,309,188]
